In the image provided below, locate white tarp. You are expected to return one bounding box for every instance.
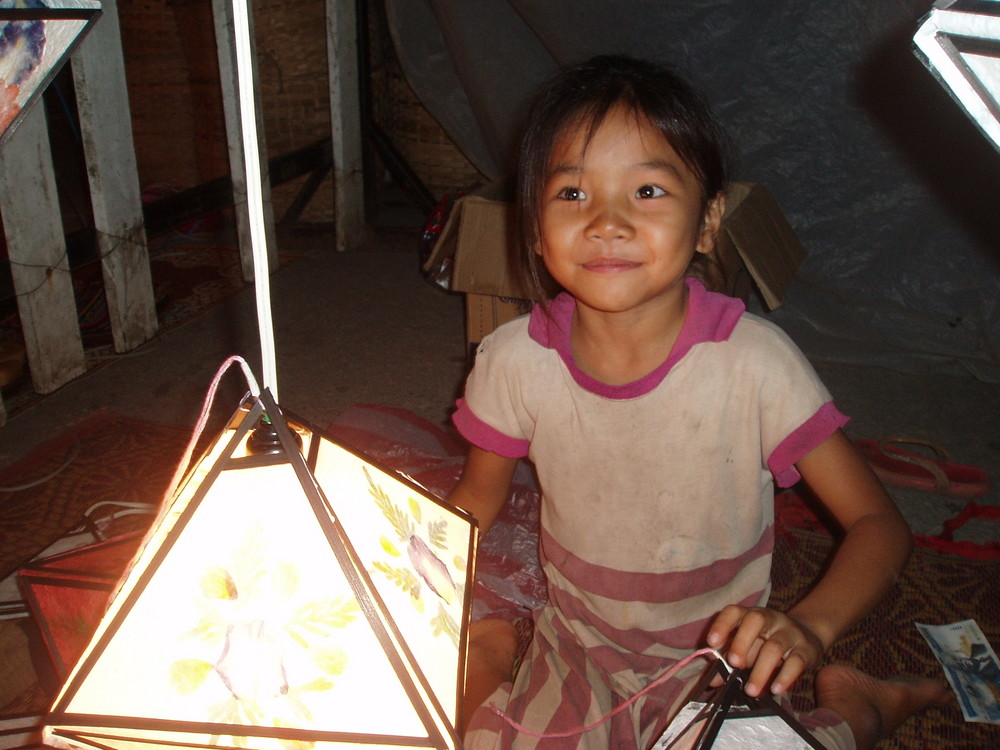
[384,0,1000,381]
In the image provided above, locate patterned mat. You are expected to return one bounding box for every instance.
[0,411,191,583]
[771,528,1000,749]
[0,407,998,748]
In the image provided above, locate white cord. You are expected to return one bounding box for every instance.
[0,440,79,493]
[231,0,278,401]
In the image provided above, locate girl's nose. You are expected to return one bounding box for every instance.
[586,203,634,241]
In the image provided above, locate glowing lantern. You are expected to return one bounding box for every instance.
[42,389,477,750]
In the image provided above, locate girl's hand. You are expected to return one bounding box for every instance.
[705,605,825,697]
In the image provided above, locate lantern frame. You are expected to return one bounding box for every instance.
[42,390,478,750]
[0,0,102,145]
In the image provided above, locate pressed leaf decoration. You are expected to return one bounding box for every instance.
[311,646,350,676]
[372,560,422,598]
[286,596,360,644]
[426,519,448,550]
[365,466,414,541]
[200,566,238,600]
[185,611,229,644]
[407,535,456,604]
[364,466,467,637]
[380,535,402,557]
[431,604,461,646]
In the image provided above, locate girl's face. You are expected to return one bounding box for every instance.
[538,107,723,321]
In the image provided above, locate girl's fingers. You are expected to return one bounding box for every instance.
[770,649,811,695]
[706,604,749,648]
[706,607,821,696]
[748,638,818,696]
[744,635,795,696]
[725,609,771,667]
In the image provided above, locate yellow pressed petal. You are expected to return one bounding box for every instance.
[297,677,335,692]
[380,535,401,557]
[200,566,238,600]
[312,646,350,676]
[169,658,214,694]
[272,562,299,596]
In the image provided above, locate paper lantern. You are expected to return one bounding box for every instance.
[0,0,102,144]
[913,0,1000,152]
[19,532,145,679]
[654,661,825,750]
[41,390,478,750]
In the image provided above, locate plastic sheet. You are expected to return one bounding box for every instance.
[384,0,1000,381]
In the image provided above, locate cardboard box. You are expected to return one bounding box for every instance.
[424,180,806,354]
[715,182,806,311]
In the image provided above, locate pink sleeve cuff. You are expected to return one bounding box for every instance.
[767,402,849,488]
[452,399,531,459]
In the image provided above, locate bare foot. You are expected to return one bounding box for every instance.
[815,665,953,750]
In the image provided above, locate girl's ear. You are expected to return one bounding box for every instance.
[695,192,726,256]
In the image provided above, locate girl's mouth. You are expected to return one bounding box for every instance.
[582,258,640,273]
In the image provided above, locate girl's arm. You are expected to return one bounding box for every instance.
[707,428,912,697]
[450,446,520,729]
[448,445,520,537]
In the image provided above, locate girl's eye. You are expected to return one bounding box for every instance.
[557,186,586,201]
[636,184,667,199]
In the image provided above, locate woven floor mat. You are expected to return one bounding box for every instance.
[770,527,1000,748]
[0,411,190,582]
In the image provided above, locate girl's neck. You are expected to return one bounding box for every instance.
[569,286,689,386]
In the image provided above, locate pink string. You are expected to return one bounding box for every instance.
[107,356,259,603]
[489,647,724,739]
[160,355,258,507]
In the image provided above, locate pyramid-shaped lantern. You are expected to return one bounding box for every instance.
[0,1,102,144]
[42,389,478,750]
[913,0,1000,153]
[655,660,826,749]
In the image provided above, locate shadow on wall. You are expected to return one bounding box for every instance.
[852,24,1000,272]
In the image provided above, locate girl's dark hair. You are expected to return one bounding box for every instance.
[516,55,733,301]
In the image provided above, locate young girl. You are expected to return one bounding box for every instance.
[448,55,948,750]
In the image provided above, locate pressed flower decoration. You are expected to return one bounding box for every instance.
[367,467,464,645]
[166,523,362,744]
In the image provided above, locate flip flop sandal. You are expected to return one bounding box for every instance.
[915,501,1000,559]
[855,437,990,499]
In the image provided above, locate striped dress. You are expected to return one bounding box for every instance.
[455,279,854,750]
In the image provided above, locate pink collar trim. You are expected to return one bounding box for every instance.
[527,277,745,399]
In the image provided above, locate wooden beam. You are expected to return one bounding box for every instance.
[0,104,86,396]
[72,0,158,353]
[327,0,366,252]
[141,139,333,237]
